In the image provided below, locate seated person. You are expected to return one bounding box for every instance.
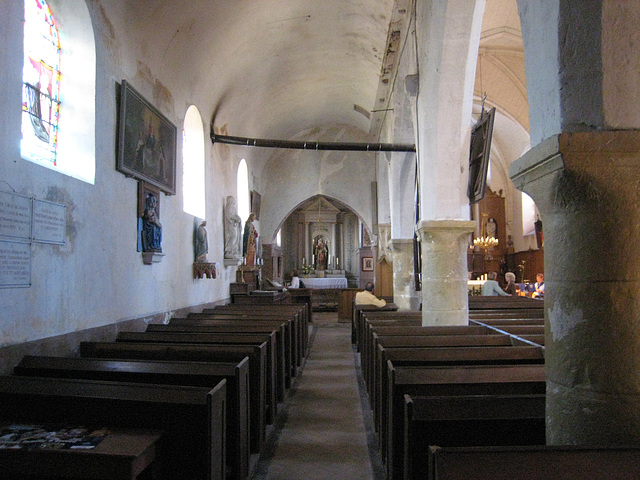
[289,270,301,289]
[504,271,517,296]
[355,282,387,308]
[482,271,510,296]
[533,273,545,298]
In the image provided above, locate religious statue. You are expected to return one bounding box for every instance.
[242,213,258,266]
[224,195,242,258]
[506,234,515,254]
[314,236,328,270]
[195,221,208,262]
[486,217,497,238]
[141,192,162,252]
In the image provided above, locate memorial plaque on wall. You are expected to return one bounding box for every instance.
[0,191,32,241]
[0,240,31,288]
[33,199,66,245]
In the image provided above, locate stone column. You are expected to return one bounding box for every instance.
[417,220,475,326]
[391,238,421,311]
[511,131,640,444]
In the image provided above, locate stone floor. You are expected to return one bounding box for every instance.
[251,312,385,480]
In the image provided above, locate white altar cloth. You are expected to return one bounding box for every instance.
[301,277,348,289]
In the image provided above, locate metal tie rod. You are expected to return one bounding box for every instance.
[211,132,416,153]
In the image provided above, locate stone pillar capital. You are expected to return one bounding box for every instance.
[416,220,476,243]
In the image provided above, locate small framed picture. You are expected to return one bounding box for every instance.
[362,257,374,272]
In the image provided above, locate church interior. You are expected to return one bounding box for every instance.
[2,0,640,478]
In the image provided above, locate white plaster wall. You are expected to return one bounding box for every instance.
[415,0,485,221]
[379,10,419,241]
[517,0,562,146]
[0,0,232,347]
[256,125,377,243]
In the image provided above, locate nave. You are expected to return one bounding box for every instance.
[252,311,385,480]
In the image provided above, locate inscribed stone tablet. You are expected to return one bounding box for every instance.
[33,199,66,244]
[0,191,32,241]
[0,241,31,288]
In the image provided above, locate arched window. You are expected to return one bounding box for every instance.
[182,105,205,218]
[22,0,61,167]
[237,159,250,223]
[521,192,537,236]
[21,0,96,184]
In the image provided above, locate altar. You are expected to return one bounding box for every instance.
[301,277,348,289]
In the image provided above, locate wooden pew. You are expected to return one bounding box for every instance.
[0,426,162,480]
[376,345,544,465]
[14,355,250,480]
[385,363,546,480]
[468,296,544,310]
[404,394,545,480]
[80,341,266,455]
[178,315,296,383]
[222,302,309,360]
[361,321,491,392]
[352,304,400,349]
[369,335,521,434]
[146,322,286,402]
[470,317,544,325]
[0,375,227,480]
[427,445,640,480]
[116,330,278,426]
[206,303,309,360]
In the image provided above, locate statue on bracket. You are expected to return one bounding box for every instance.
[243,212,258,266]
[195,220,208,262]
[139,185,162,253]
[224,195,242,259]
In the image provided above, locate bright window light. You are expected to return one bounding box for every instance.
[182,105,205,218]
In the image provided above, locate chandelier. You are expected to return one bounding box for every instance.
[473,235,499,259]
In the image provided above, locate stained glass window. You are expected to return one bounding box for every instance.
[21,0,61,166]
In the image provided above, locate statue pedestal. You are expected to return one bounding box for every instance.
[237,265,261,291]
[193,262,216,279]
[142,252,164,265]
[224,257,243,268]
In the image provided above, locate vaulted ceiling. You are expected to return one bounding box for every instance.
[121,0,528,149]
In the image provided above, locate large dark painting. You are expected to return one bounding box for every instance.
[467,107,495,204]
[117,80,177,195]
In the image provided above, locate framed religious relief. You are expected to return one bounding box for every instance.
[467,107,495,204]
[117,80,177,195]
[362,257,374,272]
[251,190,262,220]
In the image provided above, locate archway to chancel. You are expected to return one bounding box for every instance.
[276,195,370,288]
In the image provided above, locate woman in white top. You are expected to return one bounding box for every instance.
[289,270,300,289]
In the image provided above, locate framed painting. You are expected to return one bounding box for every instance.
[362,256,374,272]
[467,107,495,204]
[251,190,262,220]
[117,80,177,195]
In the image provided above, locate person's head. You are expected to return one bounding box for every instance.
[505,272,516,283]
[364,282,375,292]
[488,271,497,281]
[292,270,298,277]
[537,273,544,282]
[248,213,255,222]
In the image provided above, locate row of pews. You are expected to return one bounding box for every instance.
[353,297,640,480]
[0,302,310,480]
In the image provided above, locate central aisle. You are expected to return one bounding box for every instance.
[252,313,384,480]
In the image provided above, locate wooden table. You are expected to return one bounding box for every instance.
[0,427,162,479]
